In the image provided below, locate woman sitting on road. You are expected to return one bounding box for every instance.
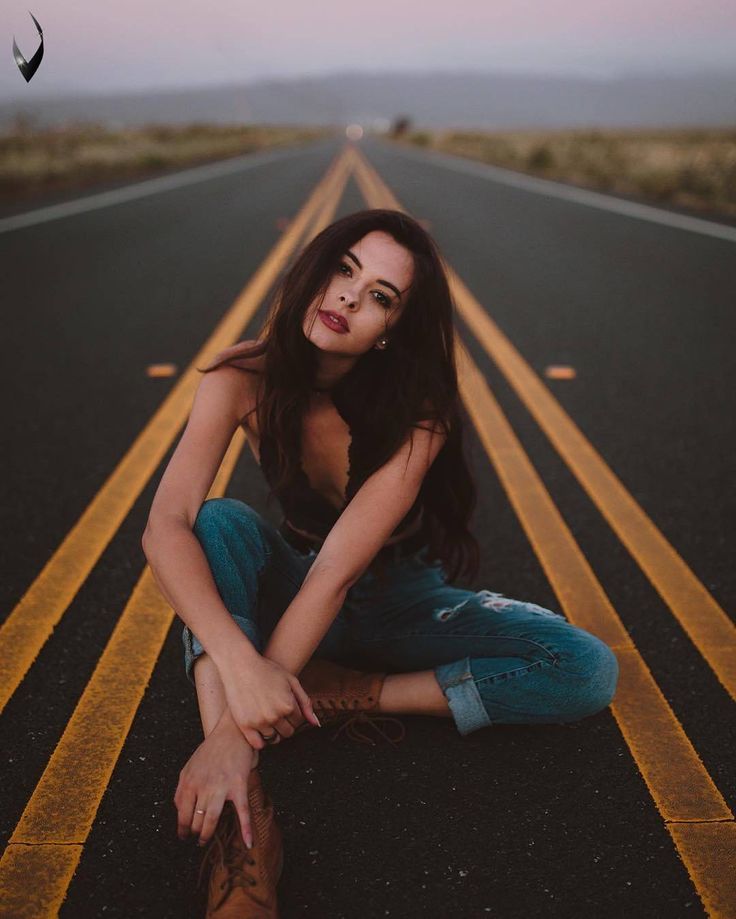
[142,207,619,917]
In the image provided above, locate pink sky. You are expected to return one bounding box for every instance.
[3,0,735,97]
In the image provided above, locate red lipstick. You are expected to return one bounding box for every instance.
[318,310,349,333]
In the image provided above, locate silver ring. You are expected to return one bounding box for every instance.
[195,808,205,814]
[260,731,278,744]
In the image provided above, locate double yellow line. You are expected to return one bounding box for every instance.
[0,144,354,917]
[352,151,735,917]
[1,140,734,916]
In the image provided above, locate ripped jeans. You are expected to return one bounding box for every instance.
[182,498,619,736]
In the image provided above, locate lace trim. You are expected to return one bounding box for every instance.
[262,408,420,537]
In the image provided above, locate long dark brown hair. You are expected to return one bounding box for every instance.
[197,208,479,585]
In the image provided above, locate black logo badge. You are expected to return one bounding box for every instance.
[13,12,44,83]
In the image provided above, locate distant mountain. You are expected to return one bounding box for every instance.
[2,68,735,132]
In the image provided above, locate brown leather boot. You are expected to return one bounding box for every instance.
[294,658,406,747]
[198,767,284,917]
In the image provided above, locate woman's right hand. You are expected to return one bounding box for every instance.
[175,712,257,849]
[218,652,321,749]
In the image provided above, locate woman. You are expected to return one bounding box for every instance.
[142,208,619,917]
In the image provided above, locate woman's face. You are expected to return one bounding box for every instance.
[302,230,414,356]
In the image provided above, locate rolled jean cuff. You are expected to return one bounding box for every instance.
[434,656,493,736]
[182,615,262,685]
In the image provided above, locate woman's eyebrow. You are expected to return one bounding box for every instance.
[345,250,402,300]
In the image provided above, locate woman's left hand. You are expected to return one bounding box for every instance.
[174,712,257,849]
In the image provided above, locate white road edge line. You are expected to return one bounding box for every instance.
[383,140,736,244]
[0,141,323,235]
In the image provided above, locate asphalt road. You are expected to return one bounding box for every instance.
[1,133,734,918]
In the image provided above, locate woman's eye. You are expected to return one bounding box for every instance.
[337,262,391,307]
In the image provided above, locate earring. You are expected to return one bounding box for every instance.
[375,337,388,349]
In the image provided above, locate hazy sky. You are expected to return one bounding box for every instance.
[4,0,736,97]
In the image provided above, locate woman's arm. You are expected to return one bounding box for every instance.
[262,564,350,675]
[142,363,319,747]
[142,365,260,668]
[147,516,318,747]
[262,422,448,674]
[144,517,262,670]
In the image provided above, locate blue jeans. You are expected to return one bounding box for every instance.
[182,498,619,736]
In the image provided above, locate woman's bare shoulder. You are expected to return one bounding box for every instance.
[206,341,265,430]
[212,340,266,375]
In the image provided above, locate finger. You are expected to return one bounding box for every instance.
[259,723,282,745]
[289,678,321,726]
[273,716,295,739]
[290,678,320,725]
[176,787,197,840]
[257,715,286,744]
[198,791,226,847]
[190,800,207,836]
[242,725,266,750]
[284,712,307,734]
[233,789,254,849]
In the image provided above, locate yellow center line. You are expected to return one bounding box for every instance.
[362,151,736,702]
[352,148,735,918]
[3,142,733,917]
[0,148,351,918]
[0,144,354,718]
[453,267,736,698]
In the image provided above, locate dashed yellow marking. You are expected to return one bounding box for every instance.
[146,363,178,378]
[545,364,576,379]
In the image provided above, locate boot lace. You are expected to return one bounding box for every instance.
[197,805,258,911]
[317,698,406,748]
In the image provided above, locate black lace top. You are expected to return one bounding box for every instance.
[254,388,425,543]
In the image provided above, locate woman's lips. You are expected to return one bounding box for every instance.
[318,310,349,334]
